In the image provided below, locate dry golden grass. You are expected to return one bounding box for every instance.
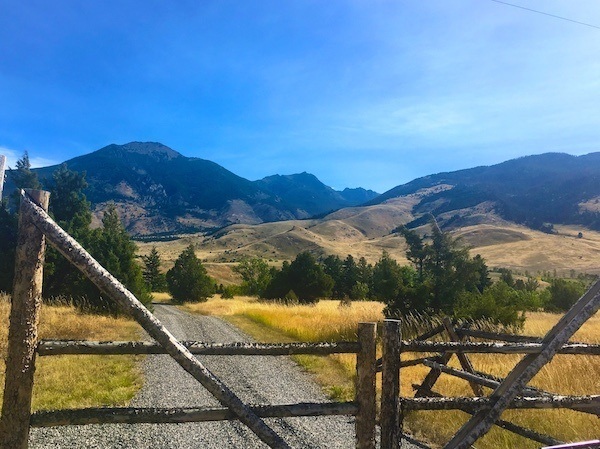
[0,294,142,411]
[188,297,600,448]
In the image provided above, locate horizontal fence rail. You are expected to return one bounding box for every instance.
[37,340,361,356]
[402,395,600,412]
[30,402,359,428]
[402,340,600,355]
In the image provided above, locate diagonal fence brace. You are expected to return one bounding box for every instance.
[19,191,290,449]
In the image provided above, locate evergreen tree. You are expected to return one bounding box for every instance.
[44,165,95,301]
[372,250,404,301]
[0,152,42,292]
[167,244,214,303]
[9,151,41,208]
[0,202,18,292]
[342,254,360,299]
[286,252,333,303]
[385,222,496,318]
[142,246,167,292]
[322,255,344,298]
[66,204,151,313]
[47,164,91,236]
[263,252,333,304]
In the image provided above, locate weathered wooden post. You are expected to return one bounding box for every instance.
[380,319,402,449]
[356,322,377,449]
[0,154,5,200]
[0,189,50,449]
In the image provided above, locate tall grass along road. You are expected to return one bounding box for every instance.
[29,304,423,448]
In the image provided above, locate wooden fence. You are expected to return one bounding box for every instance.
[0,189,381,449]
[378,314,600,449]
[1,189,599,449]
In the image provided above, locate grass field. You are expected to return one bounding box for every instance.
[0,294,142,411]
[185,296,600,449]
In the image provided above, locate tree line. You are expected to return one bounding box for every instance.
[161,221,590,327]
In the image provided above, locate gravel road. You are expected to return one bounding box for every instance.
[30,304,427,448]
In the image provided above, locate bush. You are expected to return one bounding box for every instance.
[454,282,525,328]
[545,279,586,312]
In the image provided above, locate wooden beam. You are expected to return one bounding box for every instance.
[401,341,600,354]
[443,280,600,449]
[356,322,377,449]
[402,395,600,411]
[0,190,50,449]
[37,340,361,356]
[18,191,290,449]
[30,402,359,427]
[380,319,402,449]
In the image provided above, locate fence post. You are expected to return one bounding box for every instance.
[356,322,377,449]
[381,319,402,449]
[0,189,50,449]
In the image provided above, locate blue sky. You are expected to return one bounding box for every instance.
[1,1,600,193]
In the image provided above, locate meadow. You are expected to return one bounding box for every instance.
[185,296,600,449]
[0,294,141,411]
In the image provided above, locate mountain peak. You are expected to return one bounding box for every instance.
[94,142,183,161]
[120,142,183,160]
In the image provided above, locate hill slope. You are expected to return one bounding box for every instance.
[369,152,600,231]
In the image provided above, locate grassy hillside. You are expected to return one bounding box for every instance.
[139,212,600,285]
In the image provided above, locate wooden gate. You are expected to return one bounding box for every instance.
[0,190,380,449]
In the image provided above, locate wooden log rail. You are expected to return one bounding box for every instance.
[30,402,358,428]
[455,328,592,347]
[37,340,361,356]
[402,395,600,412]
[401,340,600,355]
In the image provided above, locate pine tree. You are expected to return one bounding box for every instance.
[142,246,167,292]
[263,252,333,304]
[0,201,18,292]
[0,152,41,292]
[167,244,214,303]
[9,151,41,208]
[44,165,95,301]
[90,204,151,312]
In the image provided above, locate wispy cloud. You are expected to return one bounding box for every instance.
[0,147,59,169]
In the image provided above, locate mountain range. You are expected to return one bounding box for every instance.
[7,142,600,239]
[24,142,379,235]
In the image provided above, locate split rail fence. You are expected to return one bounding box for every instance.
[1,189,599,449]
